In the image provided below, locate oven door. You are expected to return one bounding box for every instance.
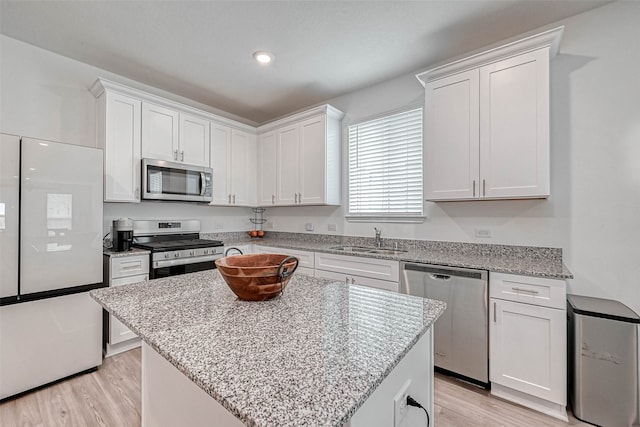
[151,260,216,279]
[142,158,212,202]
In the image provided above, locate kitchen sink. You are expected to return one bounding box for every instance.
[329,246,408,255]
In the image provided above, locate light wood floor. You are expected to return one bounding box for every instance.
[1,348,590,426]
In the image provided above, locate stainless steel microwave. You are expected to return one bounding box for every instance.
[142,158,213,202]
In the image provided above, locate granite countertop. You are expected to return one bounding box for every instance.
[90,270,445,427]
[103,247,150,257]
[217,236,573,279]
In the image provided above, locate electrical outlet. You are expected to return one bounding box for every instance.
[393,380,411,427]
[327,223,337,232]
[475,228,492,238]
[305,222,315,232]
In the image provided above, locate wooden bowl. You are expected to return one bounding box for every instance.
[215,254,299,301]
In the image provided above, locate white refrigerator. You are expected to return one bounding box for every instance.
[0,134,104,400]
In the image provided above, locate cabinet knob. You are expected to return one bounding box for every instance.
[181,151,184,162]
[174,252,180,258]
[174,149,178,160]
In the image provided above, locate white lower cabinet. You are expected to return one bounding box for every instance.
[489,272,567,421]
[314,252,399,292]
[104,254,149,357]
[254,245,315,277]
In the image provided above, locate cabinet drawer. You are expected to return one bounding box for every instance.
[110,255,150,280]
[315,269,398,292]
[490,272,566,309]
[315,252,399,282]
[255,245,314,269]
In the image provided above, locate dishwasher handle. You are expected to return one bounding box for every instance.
[402,262,487,280]
[429,273,452,281]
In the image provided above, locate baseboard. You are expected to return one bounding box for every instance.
[105,338,141,358]
[491,383,568,422]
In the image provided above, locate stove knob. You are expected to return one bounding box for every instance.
[190,251,194,256]
[174,252,180,258]
[204,249,209,255]
[164,253,169,259]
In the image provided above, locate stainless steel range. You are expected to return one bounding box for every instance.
[132,220,224,279]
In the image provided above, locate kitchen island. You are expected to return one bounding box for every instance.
[90,270,445,427]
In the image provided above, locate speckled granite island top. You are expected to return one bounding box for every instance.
[90,270,446,427]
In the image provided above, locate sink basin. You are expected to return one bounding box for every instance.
[329,246,408,255]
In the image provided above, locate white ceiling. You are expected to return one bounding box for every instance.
[0,0,610,124]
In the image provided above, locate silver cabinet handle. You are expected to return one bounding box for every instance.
[473,180,476,197]
[512,287,539,295]
[135,187,139,199]
[272,194,275,204]
[181,150,184,162]
[345,276,349,284]
[232,194,236,204]
[228,194,231,204]
[493,302,497,322]
[298,192,302,203]
[173,149,178,160]
[483,179,486,196]
[294,193,298,203]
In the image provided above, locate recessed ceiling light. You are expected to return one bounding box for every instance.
[253,51,274,65]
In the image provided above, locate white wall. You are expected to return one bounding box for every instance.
[0,35,254,234]
[2,1,638,313]
[266,2,640,313]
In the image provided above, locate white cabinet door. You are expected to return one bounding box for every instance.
[258,131,277,206]
[298,114,326,204]
[230,129,256,206]
[110,274,147,345]
[179,113,210,167]
[210,124,231,205]
[141,102,179,162]
[480,49,550,198]
[490,298,566,405]
[99,92,142,202]
[276,124,299,205]
[424,69,480,201]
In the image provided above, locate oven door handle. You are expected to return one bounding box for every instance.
[153,254,222,269]
[200,172,206,196]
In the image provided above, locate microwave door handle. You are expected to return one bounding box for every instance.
[200,172,206,196]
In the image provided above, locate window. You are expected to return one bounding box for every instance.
[347,108,423,221]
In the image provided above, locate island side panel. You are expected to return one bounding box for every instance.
[346,328,434,427]
[142,344,244,427]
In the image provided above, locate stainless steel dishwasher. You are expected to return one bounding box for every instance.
[401,262,489,387]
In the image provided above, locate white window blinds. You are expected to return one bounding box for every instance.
[348,108,423,217]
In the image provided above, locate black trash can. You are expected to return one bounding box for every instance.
[567,294,640,427]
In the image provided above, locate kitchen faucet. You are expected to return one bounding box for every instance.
[374,228,382,248]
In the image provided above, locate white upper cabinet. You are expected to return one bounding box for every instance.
[424,69,480,200]
[179,113,210,167]
[258,105,343,207]
[418,27,563,201]
[210,124,231,205]
[92,83,142,202]
[258,131,277,206]
[480,49,549,198]
[141,104,210,167]
[276,124,300,205]
[141,102,179,162]
[210,124,256,207]
[91,78,255,204]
